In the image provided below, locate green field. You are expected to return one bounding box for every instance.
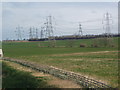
[2,37,119,88]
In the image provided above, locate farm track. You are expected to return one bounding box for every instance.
[3,60,81,88]
[50,51,119,56]
[3,57,112,88]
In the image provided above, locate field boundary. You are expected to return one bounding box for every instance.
[3,57,112,88]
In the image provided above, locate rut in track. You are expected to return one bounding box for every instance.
[3,58,112,88]
[3,60,81,88]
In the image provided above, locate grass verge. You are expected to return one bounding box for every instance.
[2,62,56,88]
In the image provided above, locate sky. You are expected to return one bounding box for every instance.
[1,1,118,40]
[1,0,119,2]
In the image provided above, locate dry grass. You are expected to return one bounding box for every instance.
[47,77,81,88]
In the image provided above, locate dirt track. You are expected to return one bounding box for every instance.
[3,60,81,88]
[3,58,112,88]
[51,51,119,56]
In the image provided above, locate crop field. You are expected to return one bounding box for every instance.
[2,37,119,88]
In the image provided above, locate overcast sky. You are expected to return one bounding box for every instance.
[1,0,119,2]
[1,2,118,40]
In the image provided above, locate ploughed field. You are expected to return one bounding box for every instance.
[2,37,119,88]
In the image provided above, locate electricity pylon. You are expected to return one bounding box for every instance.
[102,12,113,37]
[78,23,83,36]
[102,12,114,47]
[15,25,23,40]
[29,27,33,39]
[45,15,56,47]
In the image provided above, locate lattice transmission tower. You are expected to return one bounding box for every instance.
[29,27,39,40]
[40,27,44,39]
[15,25,23,40]
[102,12,114,47]
[102,12,113,37]
[29,27,33,39]
[44,15,56,47]
[78,23,83,36]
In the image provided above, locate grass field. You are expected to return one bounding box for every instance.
[2,37,119,88]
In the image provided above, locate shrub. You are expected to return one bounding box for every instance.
[80,44,86,47]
